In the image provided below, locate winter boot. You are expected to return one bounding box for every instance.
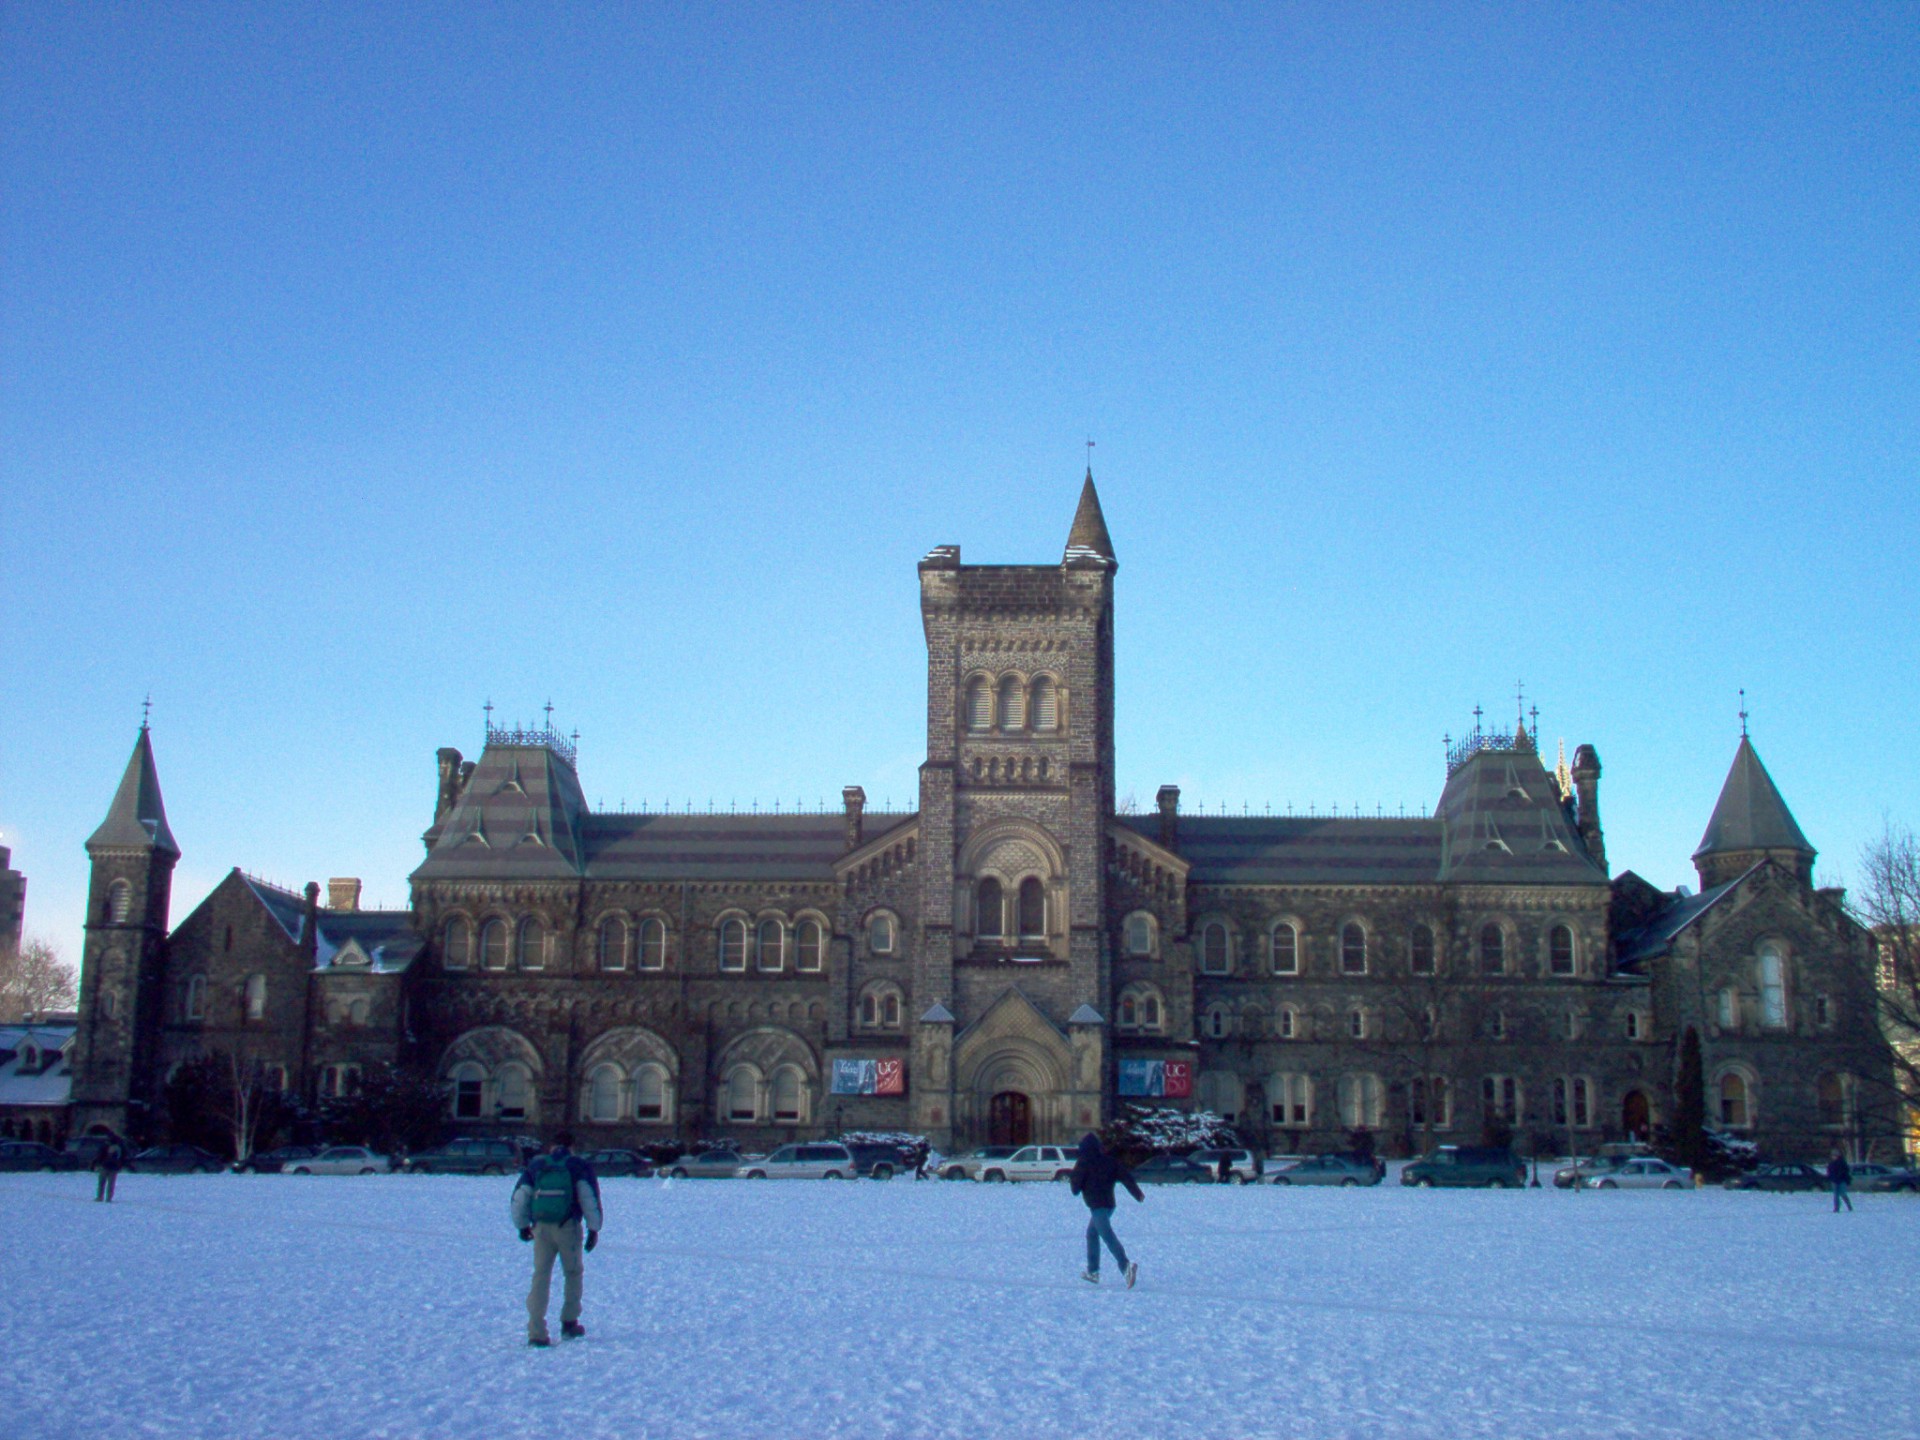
[529,1335,551,1348]
[562,1321,586,1340]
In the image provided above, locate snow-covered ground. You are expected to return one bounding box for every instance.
[3,1170,1914,1439]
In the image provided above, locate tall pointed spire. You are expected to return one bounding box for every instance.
[1692,734,1813,887]
[1064,469,1115,562]
[86,728,179,856]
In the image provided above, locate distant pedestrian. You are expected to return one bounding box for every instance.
[912,1141,930,1181]
[1069,1133,1143,1288]
[94,1136,126,1202]
[1828,1151,1853,1212]
[511,1131,603,1346]
[1252,1150,1265,1181]
[1216,1152,1233,1184]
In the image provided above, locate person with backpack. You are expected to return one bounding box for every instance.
[510,1131,603,1346]
[1828,1150,1853,1213]
[94,1135,126,1202]
[1068,1132,1143,1288]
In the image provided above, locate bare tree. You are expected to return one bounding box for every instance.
[0,936,77,1021]
[1851,820,1920,1133]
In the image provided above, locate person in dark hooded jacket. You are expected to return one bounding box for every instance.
[1069,1133,1143,1287]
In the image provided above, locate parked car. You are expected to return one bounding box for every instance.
[739,1143,858,1180]
[60,1133,123,1171]
[1131,1153,1217,1185]
[1584,1157,1692,1190]
[1552,1156,1625,1189]
[1727,1162,1829,1192]
[405,1138,524,1175]
[1401,1146,1526,1189]
[1189,1147,1265,1183]
[665,1148,749,1179]
[1270,1153,1384,1187]
[1848,1162,1920,1193]
[937,1146,1020,1181]
[977,1144,1075,1183]
[236,1144,321,1175]
[0,1140,64,1171]
[842,1141,910,1180]
[131,1144,226,1174]
[289,1145,389,1175]
[582,1148,656,1178]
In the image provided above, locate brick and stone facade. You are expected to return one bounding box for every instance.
[67,479,1901,1159]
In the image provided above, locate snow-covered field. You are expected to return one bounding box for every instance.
[3,1170,1914,1439]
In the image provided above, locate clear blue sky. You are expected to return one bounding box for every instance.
[4,5,1915,959]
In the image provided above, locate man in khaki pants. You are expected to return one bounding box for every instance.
[510,1132,603,1346]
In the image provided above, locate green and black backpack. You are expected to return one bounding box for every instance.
[529,1157,576,1225]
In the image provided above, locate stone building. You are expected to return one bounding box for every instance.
[68,478,1898,1158]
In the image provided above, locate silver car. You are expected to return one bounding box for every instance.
[1584,1157,1692,1190]
[738,1143,857,1179]
[979,1144,1075,1182]
[665,1148,749,1178]
[1269,1154,1381,1186]
[938,1146,1020,1181]
[289,1145,390,1175]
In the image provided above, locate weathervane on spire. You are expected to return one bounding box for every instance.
[1085,437,1095,477]
[483,698,494,731]
[1515,680,1527,731]
[1739,688,1749,738]
[141,694,152,732]
[543,699,555,731]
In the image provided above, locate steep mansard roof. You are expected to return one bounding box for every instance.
[242,876,420,972]
[1118,814,1443,885]
[1694,736,1814,862]
[86,728,178,856]
[1432,737,1609,885]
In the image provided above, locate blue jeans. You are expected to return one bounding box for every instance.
[1833,1181,1852,1212]
[1086,1207,1129,1273]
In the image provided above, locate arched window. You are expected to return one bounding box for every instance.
[1410,1076,1450,1128]
[860,993,878,1027]
[106,880,132,924]
[796,918,825,971]
[1124,912,1155,957]
[1340,923,1368,975]
[1549,925,1575,976]
[347,996,369,1026]
[1339,1073,1384,1130]
[868,913,894,954]
[1270,923,1298,975]
[1201,923,1230,975]
[883,993,900,1027]
[965,677,993,732]
[976,879,1004,939]
[517,917,546,971]
[1717,987,1739,1031]
[771,1068,804,1123]
[1410,924,1435,975]
[1719,1072,1750,1128]
[598,918,628,971]
[443,917,471,971]
[1817,1073,1848,1128]
[1141,992,1161,1029]
[100,990,116,1020]
[638,918,668,970]
[998,676,1026,732]
[725,1068,758,1122]
[1276,1006,1297,1040]
[1347,1007,1367,1039]
[1479,923,1506,975]
[1553,1077,1593,1128]
[1017,878,1046,938]
[244,974,267,1021]
[1625,1010,1642,1041]
[1270,1074,1311,1127]
[756,920,785,971]
[185,975,206,1021]
[587,1065,622,1122]
[719,919,748,971]
[496,1065,531,1121]
[481,919,509,971]
[452,1063,486,1119]
[1120,994,1137,1027]
[1483,1075,1521,1123]
[1031,677,1059,731]
[635,1065,669,1122]
[1204,1004,1229,1038]
[1758,943,1787,1028]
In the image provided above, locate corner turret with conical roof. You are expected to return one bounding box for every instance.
[87,726,179,857]
[1063,470,1116,566]
[1693,734,1815,889]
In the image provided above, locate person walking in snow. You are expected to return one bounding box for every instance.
[511,1131,603,1346]
[1828,1150,1853,1212]
[1069,1132,1143,1288]
[94,1135,125,1203]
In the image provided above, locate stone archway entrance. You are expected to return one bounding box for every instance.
[1623,1089,1651,1141]
[988,1091,1032,1147]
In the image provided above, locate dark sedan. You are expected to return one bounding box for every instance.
[582,1148,656,1178]
[1726,1162,1827,1192]
[1270,1154,1384,1186]
[131,1144,226,1174]
[235,1145,321,1174]
[1132,1154,1217,1185]
[0,1140,65,1171]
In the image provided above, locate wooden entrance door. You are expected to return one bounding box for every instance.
[988,1091,1032,1147]
[1623,1090,1651,1141]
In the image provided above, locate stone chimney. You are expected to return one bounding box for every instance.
[328,878,362,912]
[842,786,866,850]
[301,881,321,960]
[1156,785,1181,850]
[1572,745,1605,872]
